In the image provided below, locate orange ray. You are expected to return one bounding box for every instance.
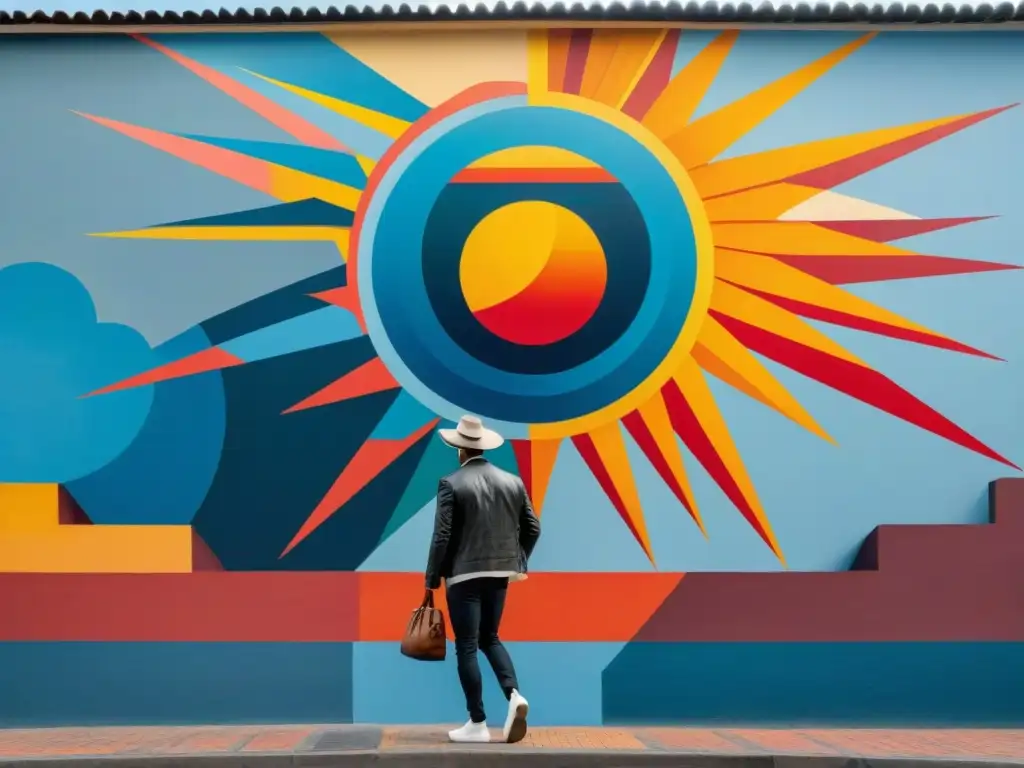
[311,286,365,331]
[572,421,655,563]
[674,34,875,169]
[642,31,737,145]
[546,29,573,93]
[693,314,831,442]
[588,30,667,109]
[715,250,997,359]
[281,418,439,557]
[512,438,562,516]
[712,221,913,258]
[622,390,705,535]
[693,106,1011,199]
[86,347,245,397]
[709,279,863,366]
[283,357,398,414]
[663,359,784,562]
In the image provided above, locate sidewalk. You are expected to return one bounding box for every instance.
[1,725,1024,767]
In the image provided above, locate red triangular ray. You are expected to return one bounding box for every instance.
[87,347,244,396]
[787,105,1015,190]
[711,310,1018,470]
[621,30,681,121]
[561,30,592,95]
[570,433,643,547]
[621,410,696,519]
[284,357,398,414]
[280,418,439,557]
[660,379,774,549]
[770,254,1020,285]
[731,282,999,360]
[814,217,992,243]
[311,286,365,331]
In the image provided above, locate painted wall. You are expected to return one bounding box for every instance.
[2,27,1024,727]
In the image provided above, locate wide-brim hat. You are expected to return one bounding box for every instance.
[439,415,504,451]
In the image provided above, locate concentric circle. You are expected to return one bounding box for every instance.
[353,90,713,439]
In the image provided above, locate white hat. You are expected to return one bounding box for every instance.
[438,415,504,451]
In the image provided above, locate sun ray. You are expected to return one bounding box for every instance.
[620,30,679,121]
[813,216,992,242]
[714,309,1018,470]
[572,421,656,564]
[704,183,826,222]
[578,31,621,102]
[546,29,573,94]
[663,357,784,561]
[712,221,914,257]
[512,437,562,516]
[560,30,592,96]
[693,314,831,443]
[587,30,666,110]
[283,356,399,415]
[280,413,440,557]
[641,31,737,147]
[621,390,705,535]
[527,29,549,103]
[131,35,350,152]
[244,69,412,141]
[775,253,1021,285]
[85,305,363,397]
[692,105,1014,199]
[716,250,998,359]
[675,34,875,169]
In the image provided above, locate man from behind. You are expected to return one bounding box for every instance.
[425,415,542,744]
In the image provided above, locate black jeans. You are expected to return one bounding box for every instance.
[445,576,519,724]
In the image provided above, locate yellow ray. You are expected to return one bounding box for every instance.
[587,30,666,109]
[244,70,411,140]
[578,420,655,563]
[691,110,976,199]
[709,279,864,366]
[671,357,783,562]
[642,31,737,145]
[704,183,825,222]
[711,222,914,257]
[90,226,351,254]
[269,166,362,211]
[673,34,875,169]
[693,314,832,442]
[526,30,549,103]
[521,435,562,516]
[635,390,705,535]
[715,250,963,345]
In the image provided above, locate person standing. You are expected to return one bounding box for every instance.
[425,415,542,744]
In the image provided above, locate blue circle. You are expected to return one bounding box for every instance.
[359,99,698,425]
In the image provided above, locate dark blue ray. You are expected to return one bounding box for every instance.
[153,199,355,229]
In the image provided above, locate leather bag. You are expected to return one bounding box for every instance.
[400,590,447,662]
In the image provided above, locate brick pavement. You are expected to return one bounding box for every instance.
[0,725,1023,764]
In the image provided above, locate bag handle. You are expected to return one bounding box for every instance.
[421,589,434,608]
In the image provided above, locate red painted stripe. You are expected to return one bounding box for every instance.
[732,282,999,360]
[621,29,680,121]
[87,347,244,397]
[621,410,694,516]
[711,310,1018,470]
[0,573,358,641]
[770,253,1020,285]
[571,433,643,545]
[562,30,592,95]
[661,379,773,548]
[814,217,992,243]
[787,105,1015,190]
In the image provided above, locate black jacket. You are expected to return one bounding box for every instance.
[425,457,541,589]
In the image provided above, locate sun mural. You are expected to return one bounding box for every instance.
[82,29,1018,566]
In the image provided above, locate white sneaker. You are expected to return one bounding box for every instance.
[503,689,529,744]
[448,720,491,743]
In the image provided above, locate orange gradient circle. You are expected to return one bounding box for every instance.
[459,201,608,346]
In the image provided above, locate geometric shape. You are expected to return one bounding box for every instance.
[0,525,194,573]
[356,572,682,642]
[220,306,363,364]
[460,201,607,346]
[814,216,992,243]
[0,484,62,531]
[279,418,439,557]
[191,530,224,571]
[772,253,1022,285]
[620,29,680,120]
[283,356,399,415]
[86,347,244,397]
[0,641,353,727]
[511,437,562,516]
[155,198,357,230]
[0,572,359,641]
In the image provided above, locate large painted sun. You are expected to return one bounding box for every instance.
[85,29,1018,565]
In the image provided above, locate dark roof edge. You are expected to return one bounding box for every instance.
[3,3,1024,28]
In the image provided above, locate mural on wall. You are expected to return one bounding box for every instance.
[2,28,1024,726]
